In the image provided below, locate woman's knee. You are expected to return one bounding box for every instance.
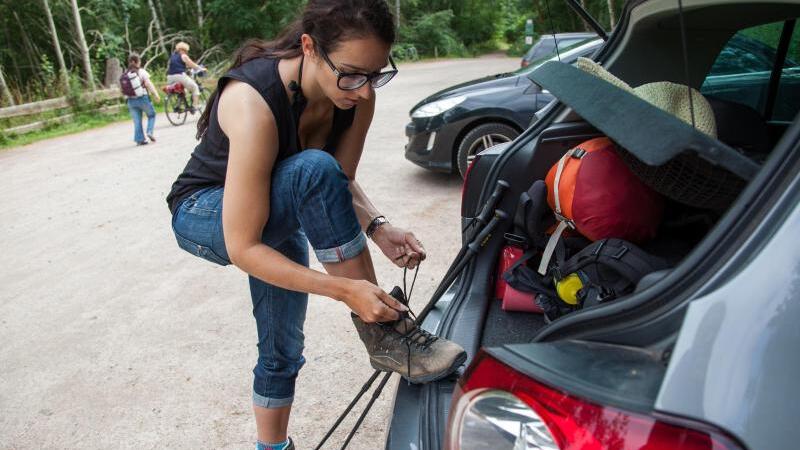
[293,149,348,191]
[298,149,342,176]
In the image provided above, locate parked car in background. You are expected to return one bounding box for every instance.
[387,0,800,449]
[404,38,603,177]
[519,32,598,68]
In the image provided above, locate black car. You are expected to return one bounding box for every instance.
[404,38,602,177]
[520,32,598,68]
[387,0,800,449]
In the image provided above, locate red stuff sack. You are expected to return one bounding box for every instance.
[495,245,542,313]
[537,137,663,275]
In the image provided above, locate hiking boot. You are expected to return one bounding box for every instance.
[351,286,467,384]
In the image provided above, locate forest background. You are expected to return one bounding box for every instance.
[0,0,622,106]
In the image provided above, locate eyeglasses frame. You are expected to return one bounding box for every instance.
[318,48,398,91]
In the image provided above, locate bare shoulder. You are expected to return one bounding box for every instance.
[217,80,276,137]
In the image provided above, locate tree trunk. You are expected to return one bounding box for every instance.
[0,65,15,106]
[395,0,400,28]
[196,0,204,29]
[148,0,170,57]
[607,0,617,28]
[104,58,123,87]
[42,0,70,94]
[579,0,592,32]
[13,11,40,81]
[69,0,95,89]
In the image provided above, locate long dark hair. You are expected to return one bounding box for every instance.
[196,0,396,139]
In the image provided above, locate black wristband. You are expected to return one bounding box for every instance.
[366,215,388,239]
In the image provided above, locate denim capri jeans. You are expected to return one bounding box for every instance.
[171,149,366,408]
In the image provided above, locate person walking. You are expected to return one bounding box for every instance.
[166,41,204,112]
[122,53,160,145]
[165,1,465,449]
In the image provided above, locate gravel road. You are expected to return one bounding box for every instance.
[0,55,518,449]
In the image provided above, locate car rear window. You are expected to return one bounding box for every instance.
[701,20,800,122]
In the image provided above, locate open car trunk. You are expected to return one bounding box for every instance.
[386,2,800,448]
[476,60,770,347]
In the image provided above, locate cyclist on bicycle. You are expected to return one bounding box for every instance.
[167,41,204,112]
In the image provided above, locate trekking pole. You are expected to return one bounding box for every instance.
[314,369,382,450]
[416,209,508,324]
[339,371,393,450]
[467,180,509,239]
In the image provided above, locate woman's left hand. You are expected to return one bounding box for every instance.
[372,224,427,269]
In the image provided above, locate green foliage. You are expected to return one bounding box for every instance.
[0,109,130,150]
[399,10,466,58]
[0,0,629,104]
[66,73,88,113]
[391,43,420,61]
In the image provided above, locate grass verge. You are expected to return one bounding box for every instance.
[0,110,131,150]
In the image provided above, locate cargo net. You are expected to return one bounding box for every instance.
[617,147,748,212]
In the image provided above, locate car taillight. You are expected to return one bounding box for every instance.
[447,351,743,450]
[461,154,480,207]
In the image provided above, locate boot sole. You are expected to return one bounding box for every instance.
[370,350,468,385]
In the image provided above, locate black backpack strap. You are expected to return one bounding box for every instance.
[502,248,558,298]
[558,238,668,306]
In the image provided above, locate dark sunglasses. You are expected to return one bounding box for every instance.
[319,49,398,90]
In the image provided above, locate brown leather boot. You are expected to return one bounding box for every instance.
[351,287,467,384]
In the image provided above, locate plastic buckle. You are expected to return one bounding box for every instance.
[612,246,629,260]
[554,213,576,229]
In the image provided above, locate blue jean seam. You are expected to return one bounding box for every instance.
[253,391,294,409]
[314,231,366,263]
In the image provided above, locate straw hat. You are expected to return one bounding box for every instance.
[575,57,717,137]
[573,57,747,211]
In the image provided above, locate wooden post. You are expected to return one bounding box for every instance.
[148,0,170,58]
[69,0,95,89]
[42,0,70,94]
[0,65,15,106]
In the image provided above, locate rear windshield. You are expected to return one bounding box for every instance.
[517,38,601,75]
[701,20,800,122]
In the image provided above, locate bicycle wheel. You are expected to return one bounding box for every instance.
[165,93,188,126]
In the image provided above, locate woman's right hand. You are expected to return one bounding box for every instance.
[340,279,408,323]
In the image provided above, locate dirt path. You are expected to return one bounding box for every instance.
[0,55,519,449]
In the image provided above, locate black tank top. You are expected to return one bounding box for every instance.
[166,57,356,214]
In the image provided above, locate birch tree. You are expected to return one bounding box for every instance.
[196,0,204,29]
[42,0,70,93]
[69,0,94,88]
[607,0,617,28]
[147,0,170,57]
[0,65,14,106]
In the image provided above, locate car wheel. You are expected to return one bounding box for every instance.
[456,123,519,177]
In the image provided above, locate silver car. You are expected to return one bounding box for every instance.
[386,0,800,449]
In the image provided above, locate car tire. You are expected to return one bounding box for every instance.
[456,123,519,177]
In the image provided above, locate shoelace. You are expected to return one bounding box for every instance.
[396,263,438,381]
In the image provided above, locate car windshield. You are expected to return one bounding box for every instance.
[516,38,602,75]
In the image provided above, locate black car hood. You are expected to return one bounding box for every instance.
[410,73,522,113]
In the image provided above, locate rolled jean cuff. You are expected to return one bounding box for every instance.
[314,231,367,263]
[253,391,294,409]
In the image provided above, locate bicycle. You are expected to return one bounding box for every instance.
[162,68,209,126]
